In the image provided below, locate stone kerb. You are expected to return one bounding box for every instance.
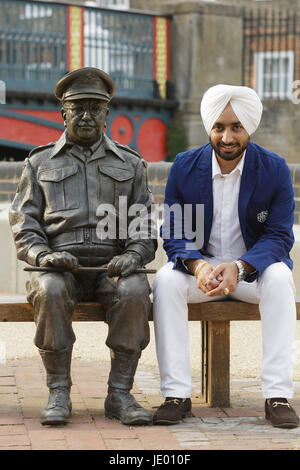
[0,162,22,203]
[0,161,172,206]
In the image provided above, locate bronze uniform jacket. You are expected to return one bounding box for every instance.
[9,132,157,267]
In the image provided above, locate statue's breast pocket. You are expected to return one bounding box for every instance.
[98,165,134,205]
[38,165,80,213]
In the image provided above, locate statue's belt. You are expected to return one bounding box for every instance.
[49,228,116,248]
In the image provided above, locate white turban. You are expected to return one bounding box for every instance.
[200,84,263,136]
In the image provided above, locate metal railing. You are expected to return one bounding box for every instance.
[0,1,67,92]
[243,7,300,100]
[0,0,169,98]
[84,7,154,97]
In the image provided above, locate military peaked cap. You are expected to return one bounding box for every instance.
[54,67,115,103]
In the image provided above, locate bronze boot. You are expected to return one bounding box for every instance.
[105,350,153,425]
[39,348,73,425]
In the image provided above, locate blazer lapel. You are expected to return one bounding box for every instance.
[238,142,258,245]
[196,144,213,251]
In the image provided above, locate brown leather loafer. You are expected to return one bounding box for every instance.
[153,398,192,425]
[265,398,299,429]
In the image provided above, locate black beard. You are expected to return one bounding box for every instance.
[210,137,250,161]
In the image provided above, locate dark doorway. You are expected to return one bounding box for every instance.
[0,145,32,162]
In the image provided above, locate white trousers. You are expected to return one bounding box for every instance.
[152,259,297,399]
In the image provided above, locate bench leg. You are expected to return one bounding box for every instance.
[201,320,230,408]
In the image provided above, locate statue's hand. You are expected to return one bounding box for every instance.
[107,252,142,278]
[39,251,79,271]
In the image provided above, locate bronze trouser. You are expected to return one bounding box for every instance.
[26,270,151,355]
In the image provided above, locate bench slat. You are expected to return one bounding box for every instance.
[0,300,299,322]
[0,303,106,322]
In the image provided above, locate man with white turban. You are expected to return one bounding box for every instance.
[152,84,299,428]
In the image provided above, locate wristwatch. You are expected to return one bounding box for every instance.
[233,260,246,282]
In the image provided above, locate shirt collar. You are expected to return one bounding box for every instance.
[48,131,124,162]
[73,137,102,155]
[212,149,246,178]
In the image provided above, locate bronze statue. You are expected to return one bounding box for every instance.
[9,67,157,426]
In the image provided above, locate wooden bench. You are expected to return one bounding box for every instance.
[0,296,299,408]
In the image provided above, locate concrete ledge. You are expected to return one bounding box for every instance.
[1,161,300,223]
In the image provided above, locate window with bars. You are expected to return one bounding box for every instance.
[254,51,294,100]
[243,8,299,101]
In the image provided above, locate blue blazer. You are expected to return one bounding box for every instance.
[162,141,295,282]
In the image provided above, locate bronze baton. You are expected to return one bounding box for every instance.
[24,266,157,274]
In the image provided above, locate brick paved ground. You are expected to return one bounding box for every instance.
[0,357,300,451]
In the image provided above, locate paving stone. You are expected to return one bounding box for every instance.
[64,432,106,450]
[28,429,66,443]
[100,429,138,439]
[125,432,180,450]
[0,386,17,394]
[0,412,24,425]
[224,407,264,417]
[94,416,129,430]
[0,377,15,386]
[192,407,227,418]
[0,367,14,377]
[171,431,209,441]
[70,409,94,423]
[178,440,210,447]
[0,394,19,405]
[31,441,68,450]
[199,417,224,424]
[103,438,144,450]
[0,424,27,435]
[0,433,31,447]
[0,446,31,450]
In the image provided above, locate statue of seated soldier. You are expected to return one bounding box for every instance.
[9,67,157,426]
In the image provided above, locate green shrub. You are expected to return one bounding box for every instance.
[166,114,188,161]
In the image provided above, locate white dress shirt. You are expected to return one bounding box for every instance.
[206,150,247,262]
